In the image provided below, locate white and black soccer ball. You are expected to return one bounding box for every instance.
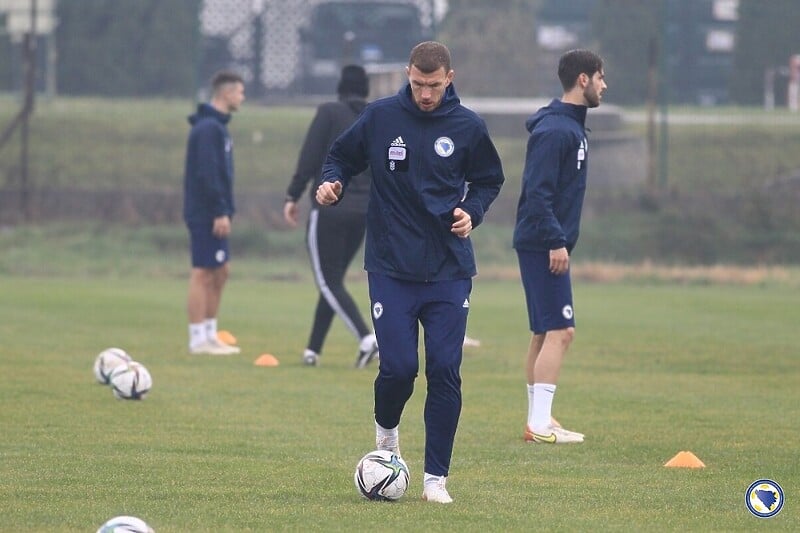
[96,515,154,533]
[93,348,133,385]
[109,362,152,400]
[354,449,410,501]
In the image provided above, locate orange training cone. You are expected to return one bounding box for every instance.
[254,353,280,367]
[664,451,706,468]
[217,330,237,345]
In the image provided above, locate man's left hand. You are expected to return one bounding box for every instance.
[451,208,472,238]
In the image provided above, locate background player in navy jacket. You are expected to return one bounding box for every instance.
[317,41,505,503]
[183,71,244,356]
[513,49,606,444]
[283,65,379,369]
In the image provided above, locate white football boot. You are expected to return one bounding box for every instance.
[524,424,585,444]
[422,476,453,504]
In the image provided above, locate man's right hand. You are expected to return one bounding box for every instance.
[316,181,342,206]
[212,215,231,238]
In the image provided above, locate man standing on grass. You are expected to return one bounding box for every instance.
[317,41,505,503]
[183,71,245,356]
[513,49,606,444]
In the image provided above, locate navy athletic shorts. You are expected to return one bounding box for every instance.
[516,249,575,334]
[188,221,229,268]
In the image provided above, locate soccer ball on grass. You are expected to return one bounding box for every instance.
[354,449,409,501]
[96,515,154,533]
[108,362,152,400]
[93,348,132,385]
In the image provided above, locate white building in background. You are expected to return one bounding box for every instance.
[0,0,57,39]
[0,0,58,95]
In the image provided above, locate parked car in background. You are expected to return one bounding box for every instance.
[297,1,431,95]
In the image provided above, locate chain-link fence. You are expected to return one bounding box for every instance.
[198,0,440,98]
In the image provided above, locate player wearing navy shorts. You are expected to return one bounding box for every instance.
[183,71,245,356]
[317,42,504,503]
[513,49,607,444]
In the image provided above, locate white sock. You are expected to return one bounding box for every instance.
[189,323,206,348]
[204,318,218,342]
[360,333,377,352]
[531,383,557,433]
[526,384,536,429]
[424,472,446,487]
[375,420,398,439]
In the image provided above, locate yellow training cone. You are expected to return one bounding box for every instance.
[664,451,706,468]
[254,353,280,367]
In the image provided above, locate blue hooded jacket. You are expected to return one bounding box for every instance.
[183,103,236,225]
[322,83,505,282]
[513,99,588,253]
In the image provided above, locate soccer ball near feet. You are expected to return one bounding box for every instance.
[354,449,409,501]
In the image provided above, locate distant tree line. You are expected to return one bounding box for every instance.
[55,0,200,97]
[437,0,542,98]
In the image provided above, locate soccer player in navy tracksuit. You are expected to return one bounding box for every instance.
[183,71,245,356]
[513,49,607,445]
[317,42,504,503]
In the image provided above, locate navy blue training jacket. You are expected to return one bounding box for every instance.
[321,83,505,282]
[513,99,589,254]
[183,103,236,225]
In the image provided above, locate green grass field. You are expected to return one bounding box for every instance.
[2,96,798,530]
[1,275,797,531]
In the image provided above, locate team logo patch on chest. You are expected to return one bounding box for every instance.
[434,136,454,157]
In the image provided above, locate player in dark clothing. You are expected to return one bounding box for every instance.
[183,71,245,356]
[513,49,607,444]
[284,65,379,368]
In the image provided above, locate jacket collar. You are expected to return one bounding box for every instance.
[398,82,460,118]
